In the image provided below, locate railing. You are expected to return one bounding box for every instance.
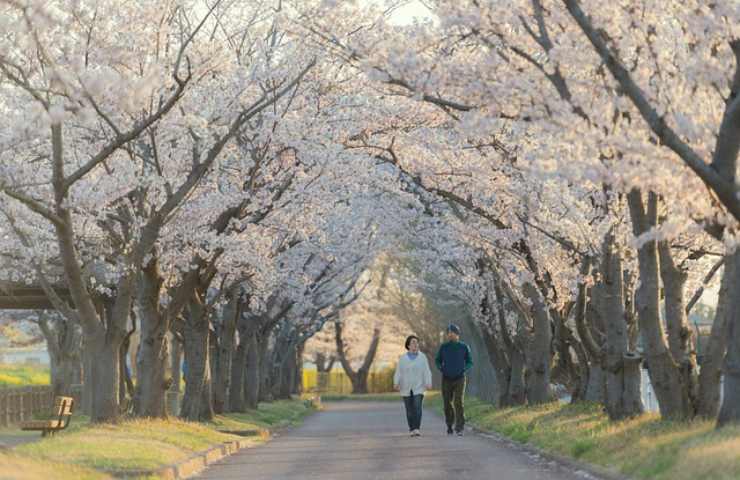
[303,367,395,394]
[0,386,54,427]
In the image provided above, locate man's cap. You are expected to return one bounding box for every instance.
[447,324,461,335]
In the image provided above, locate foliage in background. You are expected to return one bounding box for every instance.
[0,364,49,387]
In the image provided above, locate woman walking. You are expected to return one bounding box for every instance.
[393,335,433,436]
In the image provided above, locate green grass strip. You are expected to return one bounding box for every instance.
[429,396,740,480]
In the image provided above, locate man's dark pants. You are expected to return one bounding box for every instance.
[442,376,466,432]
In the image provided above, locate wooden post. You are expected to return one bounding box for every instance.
[11,393,18,424]
[0,391,7,427]
[19,390,25,422]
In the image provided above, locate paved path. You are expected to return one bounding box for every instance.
[198,401,601,480]
[0,430,40,449]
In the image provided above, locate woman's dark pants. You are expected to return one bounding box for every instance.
[402,392,424,431]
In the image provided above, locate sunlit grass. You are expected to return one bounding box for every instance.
[0,451,111,480]
[9,399,312,476]
[213,399,313,431]
[15,417,241,471]
[430,396,740,479]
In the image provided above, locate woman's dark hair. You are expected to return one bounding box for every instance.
[405,335,420,350]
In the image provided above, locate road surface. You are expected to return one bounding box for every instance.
[197,401,602,480]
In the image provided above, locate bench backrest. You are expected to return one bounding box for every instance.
[52,396,74,426]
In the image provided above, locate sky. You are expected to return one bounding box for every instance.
[383,0,433,25]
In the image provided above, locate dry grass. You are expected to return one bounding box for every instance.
[0,451,111,480]
[15,418,240,471]
[431,396,740,480]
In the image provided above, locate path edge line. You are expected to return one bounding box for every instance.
[468,424,632,480]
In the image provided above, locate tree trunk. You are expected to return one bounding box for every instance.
[659,239,699,417]
[134,258,169,418]
[293,343,305,395]
[335,322,381,395]
[38,314,82,397]
[602,233,644,419]
[49,124,135,423]
[170,335,182,394]
[480,326,513,406]
[562,326,590,403]
[628,189,686,418]
[269,337,286,400]
[81,341,94,416]
[490,280,531,406]
[119,335,134,408]
[258,334,273,403]
[697,252,734,417]
[229,335,248,412]
[50,349,83,397]
[180,296,214,422]
[552,316,581,401]
[350,371,370,394]
[508,344,527,405]
[134,320,168,418]
[580,277,606,404]
[277,346,296,400]
[315,353,336,373]
[717,252,740,428]
[522,283,551,404]
[168,334,182,415]
[85,329,122,423]
[585,365,605,402]
[214,291,239,414]
[245,333,261,409]
[480,286,524,407]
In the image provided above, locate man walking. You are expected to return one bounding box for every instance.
[435,324,473,436]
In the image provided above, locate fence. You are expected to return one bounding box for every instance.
[0,386,54,427]
[302,367,395,394]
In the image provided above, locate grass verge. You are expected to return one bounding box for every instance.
[429,396,740,480]
[0,451,111,480]
[3,399,312,479]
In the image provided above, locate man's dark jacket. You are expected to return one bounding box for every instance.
[435,341,473,380]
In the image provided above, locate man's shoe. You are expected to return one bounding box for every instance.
[456,430,464,436]
[412,429,421,437]
[446,427,453,435]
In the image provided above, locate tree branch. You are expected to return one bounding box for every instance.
[562,0,740,219]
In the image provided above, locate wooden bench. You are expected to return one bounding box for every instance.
[20,396,74,437]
